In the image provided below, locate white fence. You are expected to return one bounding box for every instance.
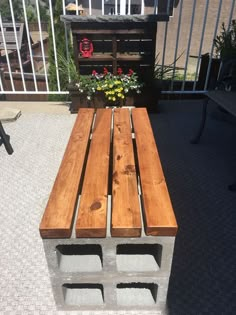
[0,0,235,98]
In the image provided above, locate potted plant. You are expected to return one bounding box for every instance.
[134,53,182,112]
[197,21,236,90]
[57,54,89,112]
[214,19,236,60]
[212,20,236,90]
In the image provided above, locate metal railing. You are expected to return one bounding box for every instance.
[0,0,235,99]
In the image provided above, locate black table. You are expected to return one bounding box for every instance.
[191,91,236,191]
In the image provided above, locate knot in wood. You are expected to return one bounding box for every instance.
[124,164,136,175]
[90,201,102,211]
[113,171,120,184]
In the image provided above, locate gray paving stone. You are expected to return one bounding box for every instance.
[0,107,21,122]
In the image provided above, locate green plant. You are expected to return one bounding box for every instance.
[214,20,236,59]
[153,53,183,81]
[57,53,79,83]
[1,0,23,21]
[96,68,143,103]
[48,0,73,100]
[71,68,143,104]
[1,0,48,22]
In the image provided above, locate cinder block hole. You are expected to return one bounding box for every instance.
[56,244,102,272]
[116,283,158,306]
[63,283,104,306]
[116,244,162,272]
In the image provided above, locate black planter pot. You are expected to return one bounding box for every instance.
[197,54,221,90]
[125,86,160,113]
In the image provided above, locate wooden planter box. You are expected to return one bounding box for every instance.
[69,90,106,113]
[69,86,160,113]
[69,91,88,113]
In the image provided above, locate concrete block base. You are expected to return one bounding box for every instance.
[42,236,175,311]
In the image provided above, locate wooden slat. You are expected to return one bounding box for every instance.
[76,109,112,238]
[111,108,142,237]
[132,108,178,236]
[39,109,95,238]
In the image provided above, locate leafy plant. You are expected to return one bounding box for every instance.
[95,68,143,103]
[48,0,73,100]
[153,52,183,81]
[214,20,236,59]
[57,53,79,83]
[1,0,48,22]
[70,67,143,104]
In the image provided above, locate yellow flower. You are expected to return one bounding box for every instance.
[112,97,116,101]
[109,84,113,88]
[97,86,102,91]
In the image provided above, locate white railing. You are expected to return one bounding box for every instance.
[0,0,235,98]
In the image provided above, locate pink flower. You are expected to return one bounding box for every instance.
[117,68,123,75]
[92,70,97,76]
[128,69,134,76]
[103,67,108,75]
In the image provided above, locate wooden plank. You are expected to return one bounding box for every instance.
[76,109,112,238]
[39,109,95,238]
[78,54,114,62]
[116,53,152,61]
[111,108,142,237]
[132,108,178,236]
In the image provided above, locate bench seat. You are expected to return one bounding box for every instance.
[40,108,177,238]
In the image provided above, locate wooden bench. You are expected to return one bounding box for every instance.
[40,108,177,238]
[191,91,236,191]
[39,108,177,310]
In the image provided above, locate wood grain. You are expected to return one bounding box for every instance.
[132,108,178,236]
[111,108,142,237]
[39,109,95,238]
[76,109,112,238]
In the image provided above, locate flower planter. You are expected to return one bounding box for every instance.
[69,86,159,113]
[92,92,107,108]
[68,68,148,113]
[69,91,89,113]
[69,90,106,113]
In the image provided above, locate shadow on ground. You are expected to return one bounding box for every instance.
[150,100,236,315]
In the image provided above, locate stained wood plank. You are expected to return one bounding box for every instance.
[76,109,112,238]
[111,108,142,237]
[39,109,95,238]
[132,108,178,236]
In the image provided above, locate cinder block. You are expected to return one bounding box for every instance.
[51,276,170,311]
[42,235,175,311]
[43,236,175,277]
